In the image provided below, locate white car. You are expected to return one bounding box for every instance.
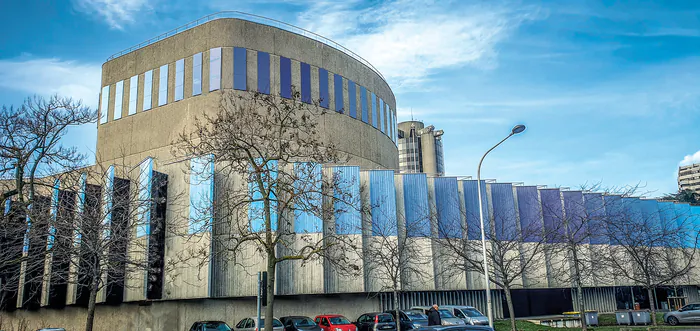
[235,317,284,331]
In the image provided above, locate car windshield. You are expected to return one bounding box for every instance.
[293,318,316,327]
[462,309,484,318]
[329,317,351,325]
[377,314,394,323]
[405,312,428,321]
[203,322,232,331]
[439,310,455,318]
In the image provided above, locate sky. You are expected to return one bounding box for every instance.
[1,0,699,196]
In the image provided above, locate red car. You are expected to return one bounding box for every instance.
[314,315,357,331]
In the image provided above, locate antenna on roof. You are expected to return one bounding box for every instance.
[411,108,414,122]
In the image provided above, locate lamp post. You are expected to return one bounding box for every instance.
[477,124,526,328]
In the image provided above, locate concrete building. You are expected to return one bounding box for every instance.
[2,12,700,331]
[679,163,700,193]
[397,121,445,176]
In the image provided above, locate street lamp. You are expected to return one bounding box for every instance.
[476,124,526,328]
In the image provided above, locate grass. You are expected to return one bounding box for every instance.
[493,313,691,331]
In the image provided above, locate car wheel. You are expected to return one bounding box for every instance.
[667,316,679,326]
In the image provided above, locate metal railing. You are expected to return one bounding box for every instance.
[106,11,386,83]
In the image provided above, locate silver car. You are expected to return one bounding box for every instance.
[235,317,285,331]
[664,303,700,325]
[409,307,465,326]
[441,306,489,326]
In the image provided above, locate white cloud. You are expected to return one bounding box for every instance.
[72,0,151,30]
[680,151,700,166]
[0,57,102,108]
[295,0,541,87]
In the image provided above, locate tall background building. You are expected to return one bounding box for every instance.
[679,163,700,192]
[397,121,445,176]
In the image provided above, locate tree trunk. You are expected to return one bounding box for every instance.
[85,276,99,331]
[265,253,276,331]
[648,287,657,326]
[571,248,587,331]
[503,286,516,331]
[394,290,401,331]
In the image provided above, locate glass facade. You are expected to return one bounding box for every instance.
[334,74,343,113]
[403,174,430,237]
[434,177,461,238]
[257,51,270,94]
[333,166,361,235]
[371,93,377,128]
[319,68,329,108]
[379,99,385,133]
[233,47,247,91]
[541,189,564,243]
[114,80,123,120]
[189,155,215,234]
[128,75,138,115]
[280,56,291,99]
[193,52,202,96]
[348,80,357,118]
[293,162,322,233]
[369,170,397,236]
[490,183,517,240]
[137,158,153,238]
[463,180,489,240]
[175,58,184,101]
[249,160,278,233]
[158,64,168,106]
[99,85,109,124]
[143,70,152,111]
[301,62,311,104]
[209,47,221,92]
[360,86,368,123]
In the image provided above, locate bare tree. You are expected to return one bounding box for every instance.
[602,196,699,326]
[173,89,359,331]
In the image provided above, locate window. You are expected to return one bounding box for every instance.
[257,51,270,94]
[158,64,168,106]
[371,93,377,128]
[175,58,184,101]
[137,158,153,238]
[233,47,246,90]
[379,99,385,133]
[249,160,278,232]
[280,56,291,99]
[360,86,368,123]
[189,155,214,234]
[318,68,329,108]
[113,80,123,120]
[193,52,202,96]
[99,85,109,124]
[334,74,343,113]
[301,62,311,104]
[143,70,153,111]
[348,80,356,118]
[209,47,221,92]
[128,75,138,115]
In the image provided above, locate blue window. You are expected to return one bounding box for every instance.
[48,179,59,249]
[360,86,368,123]
[280,56,291,99]
[403,174,430,237]
[143,70,152,111]
[334,74,343,113]
[249,160,278,232]
[128,75,138,115]
[517,186,543,242]
[209,48,221,92]
[257,51,270,94]
[175,58,184,101]
[137,158,153,238]
[333,166,361,235]
[100,85,109,124]
[463,180,489,240]
[369,170,397,236]
[348,80,357,118]
[371,93,377,128]
[114,80,123,120]
[435,177,461,238]
[490,183,517,240]
[294,162,322,233]
[563,191,586,243]
[233,47,247,91]
[189,155,215,234]
[319,68,329,108]
[193,52,202,96]
[103,165,115,239]
[541,189,564,243]
[301,62,311,104]
[379,99,385,133]
[158,64,168,106]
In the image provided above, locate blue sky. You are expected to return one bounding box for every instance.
[1,0,699,196]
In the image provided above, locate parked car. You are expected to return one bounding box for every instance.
[664,303,700,325]
[235,317,284,331]
[281,316,322,331]
[409,307,465,326]
[315,314,357,331]
[189,321,233,331]
[384,310,429,330]
[413,325,493,331]
[440,306,489,326]
[355,312,396,331]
